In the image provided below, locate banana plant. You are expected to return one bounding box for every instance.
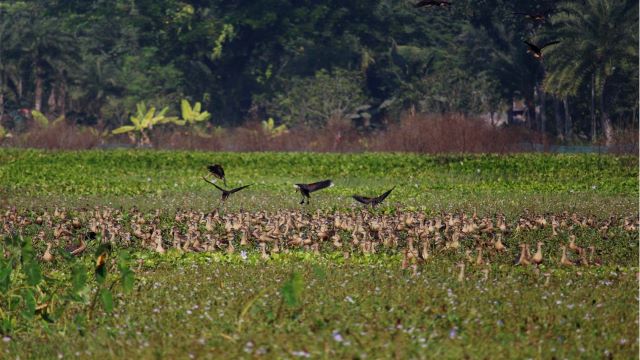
[174,99,210,126]
[31,110,65,128]
[262,117,288,138]
[112,102,177,147]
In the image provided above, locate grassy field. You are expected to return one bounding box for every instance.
[0,149,637,215]
[0,149,638,358]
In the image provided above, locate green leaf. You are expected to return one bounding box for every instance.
[31,110,49,127]
[99,288,114,313]
[181,99,192,120]
[112,125,136,134]
[23,260,42,286]
[71,262,88,293]
[117,251,135,293]
[21,288,36,319]
[21,241,42,286]
[0,259,12,292]
[280,271,304,307]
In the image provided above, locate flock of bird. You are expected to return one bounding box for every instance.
[203,163,394,206]
[413,1,560,60]
[3,206,637,273]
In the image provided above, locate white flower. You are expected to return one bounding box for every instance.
[240,250,248,261]
[291,350,310,358]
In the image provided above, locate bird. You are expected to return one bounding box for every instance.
[531,241,543,266]
[42,243,54,262]
[65,238,86,256]
[352,187,395,207]
[414,0,451,8]
[559,245,576,266]
[294,180,334,205]
[202,177,251,202]
[587,246,602,266]
[456,262,465,282]
[207,164,227,186]
[524,40,560,60]
[513,9,552,22]
[515,243,530,266]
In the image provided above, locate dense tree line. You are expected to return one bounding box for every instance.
[0,0,637,144]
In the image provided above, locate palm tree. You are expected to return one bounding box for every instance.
[542,0,638,145]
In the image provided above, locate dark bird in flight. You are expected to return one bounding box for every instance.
[207,164,226,186]
[414,0,451,8]
[203,177,251,202]
[524,40,560,60]
[352,187,395,207]
[294,180,334,205]
[513,10,553,22]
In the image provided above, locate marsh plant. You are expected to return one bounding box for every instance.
[0,234,134,336]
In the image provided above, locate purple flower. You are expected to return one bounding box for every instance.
[332,330,343,343]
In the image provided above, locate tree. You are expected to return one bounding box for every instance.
[542,0,638,145]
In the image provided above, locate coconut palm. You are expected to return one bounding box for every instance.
[541,0,638,144]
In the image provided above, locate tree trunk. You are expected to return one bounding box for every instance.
[0,72,5,120]
[47,86,57,114]
[34,68,44,112]
[599,78,613,146]
[590,74,596,142]
[533,87,540,131]
[563,98,572,140]
[539,85,546,135]
[56,80,66,116]
[554,97,563,141]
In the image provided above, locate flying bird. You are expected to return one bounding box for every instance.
[203,177,251,202]
[524,40,560,60]
[352,187,395,207]
[414,0,451,8]
[207,164,226,186]
[294,179,333,205]
[513,10,552,22]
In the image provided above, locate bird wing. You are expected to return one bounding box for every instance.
[540,40,560,50]
[202,176,225,192]
[414,0,432,7]
[523,40,540,52]
[306,180,333,193]
[229,184,251,194]
[207,164,225,179]
[374,186,396,203]
[352,195,373,204]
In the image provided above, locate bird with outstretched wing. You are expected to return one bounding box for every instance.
[513,9,553,22]
[352,187,395,207]
[203,176,250,202]
[414,0,451,8]
[207,164,227,186]
[524,40,560,60]
[294,179,334,205]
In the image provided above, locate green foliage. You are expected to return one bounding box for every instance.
[261,117,287,137]
[177,99,211,126]
[0,234,134,336]
[3,254,637,358]
[269,69,368,127]
[112,101,177,146]
[30,111,64,128]
[280,271,303,307]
